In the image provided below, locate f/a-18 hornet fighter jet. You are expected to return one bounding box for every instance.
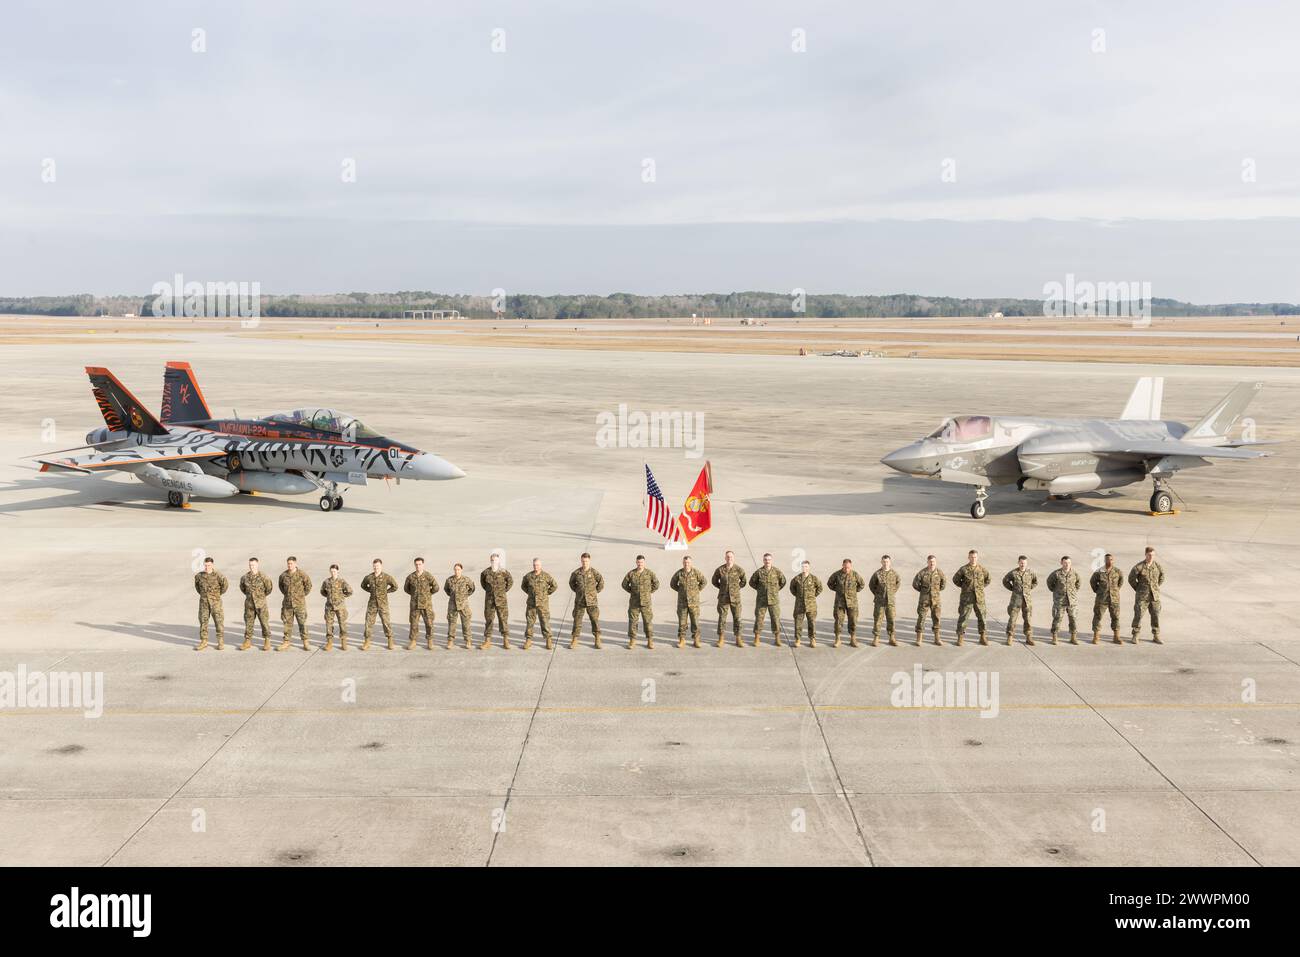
[881,377,1271,519]
[36,362,465,510]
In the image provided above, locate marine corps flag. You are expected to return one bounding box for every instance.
[677,461,713,543]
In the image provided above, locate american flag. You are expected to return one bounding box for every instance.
[644,464,683,542]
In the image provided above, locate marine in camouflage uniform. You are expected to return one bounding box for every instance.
[712,553,747,647]
[320,567,352,651]
[360,561,399,650]
[749,555,787,646]
[789,561,822,647]
[827,560,866,648]
[1001,557,1038,645]
[238,560,274,650]
[868,557,901,646]
[444,566,476,648]
[194,558,229,651]
[520,560,557,650]
[277,558,313,651]
[622,556,660,649]
[952,551,991,646]
[912,557,946,645]
[404,560,438,650]
[569,555,605,649]
[1090,554,1125,645]
[1128,548,1165,644]
[1046,557,1082,645]
[479,558,514,649]
[670,557,708,648]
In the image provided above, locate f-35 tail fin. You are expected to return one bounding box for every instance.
[85,367,167,436]
[1120,377,1164,420]
[1186,381,1264,441]
[161,361,212,423]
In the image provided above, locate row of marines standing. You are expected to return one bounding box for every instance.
[192,547,1166,650]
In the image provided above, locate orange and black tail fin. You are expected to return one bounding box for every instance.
[85,367,168,435]
[161,361,212,423]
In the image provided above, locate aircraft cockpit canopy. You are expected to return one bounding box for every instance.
[267,408,381,440]
[927,415,993,443]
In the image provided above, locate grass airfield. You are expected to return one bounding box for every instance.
[0,318,1297,866]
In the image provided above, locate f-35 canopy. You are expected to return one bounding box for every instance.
[266,408,381,440]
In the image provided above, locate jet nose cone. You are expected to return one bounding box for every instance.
[411,453,466,480]
[881,443,927,475]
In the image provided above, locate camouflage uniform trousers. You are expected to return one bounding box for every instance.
[324,606,348,645]
[1132,595,1160,639]
[483,602,509,642]
[244,603,272,646]
[753,603,782,641]
[1051,594,1079,637]
[628,607,653,643]
[409,606,435,643]
[572,605,600,641]
[717,601,742,642]
[833,603,858,641]
[364,604,394,643]
[677,605,703,643]
[524,607,552,643]
[199,599,224,646]
[793,609,816,643]
[1007,596,1033,638]
[915,596,941,637]
[955,597,987,639]
[282,602,309,641]
[447,607,473,646]
[872,600,896,641]
[1092,596,1120,633]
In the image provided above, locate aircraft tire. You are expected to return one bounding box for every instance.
[167,491,185,508]
[970,500,987,519]
[332,496,344,511]
[318,495,334,512]
[1150,490,1173,513]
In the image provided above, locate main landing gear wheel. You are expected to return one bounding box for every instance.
[1150,489,1174,514]
[332,496,344,511]
[166,491,186,508]
[318,495,334,512]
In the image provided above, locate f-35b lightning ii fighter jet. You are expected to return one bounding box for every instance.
[881,377,1270,518]
[36,362,465,510]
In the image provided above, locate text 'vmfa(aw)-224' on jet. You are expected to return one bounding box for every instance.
[35,362,465,510]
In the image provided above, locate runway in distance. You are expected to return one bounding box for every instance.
[881,378,1271,518]
[35,362,465,510]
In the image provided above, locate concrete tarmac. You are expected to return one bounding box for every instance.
[1,331,1297,865]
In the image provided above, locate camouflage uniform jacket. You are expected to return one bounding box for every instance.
[749,567,787,606]
[1128,561,1165,599]
[404,571,438,609]
[952,563,991,600]
[320,577,353,609]
[569,567,604,607]
[239,572,274,608]
[912,568,947,598]
[621,568,660,608]
[1002,568,1038,597]
[868,569,901,604]
[480,568,514,607]
[521,571,558,610]
[1090,567,1124,600]
[278,569,312,607]
[712,564,747,603]
[194,571,229,601]
[826,569,866,609]
[789,572,823,615]
[1046,568,1082,598]
[361,572,398,609]
[443,574,475,611]
[669,568,708,609]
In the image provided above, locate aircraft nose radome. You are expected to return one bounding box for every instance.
[412,453,465,480]
[881,446,916,472]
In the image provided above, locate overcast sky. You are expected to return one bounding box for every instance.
[2,0,1298,300]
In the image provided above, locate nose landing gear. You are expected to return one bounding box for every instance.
[970,487,988,519]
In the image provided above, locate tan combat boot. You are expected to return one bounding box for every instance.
[361,638,371,651]
[1050,632,1059,646]
[1091,630,1100,645]
[426,637,434,651]
[872,636,880,647]
[386,636,395,651]
[301,636,311,651]
[793,635,802,648]
[833,636,842,648]
[407,637,416,651]
[569,636,578,650]
[1112,630,1122,645]
[593,635,603,649]
[693,636,701,649]
[849,636,859,648]
[646,638,654,650]
[1026,632,1036,646]
[809,635,817,648]
[502,636,511,650]
[322,636,333,652]
[239,638,252,651]
[775,633,784,648]
[915,631,923,647]
[522,638,533,651]
[340,635,348,651]
[1069,631,1079,645]
[194,639,208,652]
[677,637,685,649]
[216,638,224,651]
[1006,630,1014,646]
[933,629,942,646]
[978,632,988,646]
[735,634,744,648]
[446,635,453,650]
[1152,633,1163,645]
[752,633,760,648]
[888,633,898,647]
[956,633,964,647]
[716,634,725,648]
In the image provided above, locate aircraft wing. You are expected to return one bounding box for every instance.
[38,446,224,473]
[1096,440,1269,461]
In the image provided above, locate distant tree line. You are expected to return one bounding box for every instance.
[3,291,1298,319]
